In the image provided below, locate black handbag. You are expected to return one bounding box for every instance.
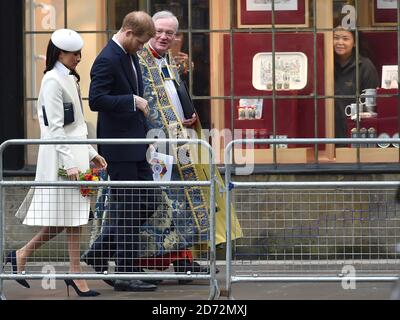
[174,80,196,119]
[42,103,75,126]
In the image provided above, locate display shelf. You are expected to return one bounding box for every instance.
[233,147,314,164]
[335,147,399,163]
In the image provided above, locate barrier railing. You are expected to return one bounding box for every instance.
[224,138,400,300]
[0,138,218,300]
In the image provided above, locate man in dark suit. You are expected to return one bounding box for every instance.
[87,11,157,292]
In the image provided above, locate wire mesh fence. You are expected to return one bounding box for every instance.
[0,138,218,300]
[3,185,211,275]
[231,187,400,276]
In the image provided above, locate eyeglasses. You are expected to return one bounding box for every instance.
[155,29,175,38]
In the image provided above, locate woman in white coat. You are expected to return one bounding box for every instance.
[5,29,107,297]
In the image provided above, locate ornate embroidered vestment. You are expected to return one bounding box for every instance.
[138,44,242,252]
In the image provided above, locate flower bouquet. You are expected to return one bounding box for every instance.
[58,167,102,197]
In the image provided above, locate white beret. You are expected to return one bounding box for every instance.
[51,29,83,52]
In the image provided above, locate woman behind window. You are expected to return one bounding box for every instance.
[333,27,379,139]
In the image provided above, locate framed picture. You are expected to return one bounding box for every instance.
[373,0,398,25]
[252,52,308,91]
[381,65,398,89]
[238,0,309,28]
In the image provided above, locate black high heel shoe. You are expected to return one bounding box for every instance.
[64,279,100,297]
[5,250,30,288]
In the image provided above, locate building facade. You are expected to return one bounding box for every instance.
[1,0,399,171]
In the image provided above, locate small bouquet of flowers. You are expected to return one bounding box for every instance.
[58,167,103,197]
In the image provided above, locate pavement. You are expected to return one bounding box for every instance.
[1,263,397,300]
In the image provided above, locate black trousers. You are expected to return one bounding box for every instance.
[88,160,156,273]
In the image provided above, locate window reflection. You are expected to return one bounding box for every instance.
[25,0,64,31]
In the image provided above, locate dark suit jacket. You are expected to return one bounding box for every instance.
[89,40,148,162]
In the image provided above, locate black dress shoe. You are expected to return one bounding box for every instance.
[114,279,157,292]
[190,261,220,274]
[144,279,162,285]
[173,260,219,284]
[173,260,213,273]
[81,251,114,287]
[102,279,115,287]
[139,269,163,285]
[172,260,196,284]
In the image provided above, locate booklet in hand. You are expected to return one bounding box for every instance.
[149,151,173,181]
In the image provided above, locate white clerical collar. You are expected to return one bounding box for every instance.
[54,61,71,76]
[112,34,127,54]
[148,43,166,60]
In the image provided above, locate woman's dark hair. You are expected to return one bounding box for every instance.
[333,25,356,41]
[44,39,61,74]
[44,39,81,82]
[68,65,80,82]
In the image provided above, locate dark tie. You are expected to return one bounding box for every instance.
[126,53,139,93]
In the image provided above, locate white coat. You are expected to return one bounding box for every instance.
[23,62,98,226]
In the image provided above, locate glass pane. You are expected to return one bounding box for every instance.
[151,0,188,28]
[25,33,50,100]
[151,0,209,30]
[192,33,210,129]
[108,0,140,30]
[192,33,210,87]
[78,33,108,99]
[25,0,65,31]
[67,0,106,31]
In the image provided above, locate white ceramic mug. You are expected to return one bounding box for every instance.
[345,103,362,120]
[359,88,376,112]
[392,132,399,148]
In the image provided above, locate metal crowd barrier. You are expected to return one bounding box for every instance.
[0,138,218,300]
[224,138,400,300]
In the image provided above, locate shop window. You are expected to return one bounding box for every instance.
[23,0,399,167]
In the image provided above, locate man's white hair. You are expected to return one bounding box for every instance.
[152,10,179,31]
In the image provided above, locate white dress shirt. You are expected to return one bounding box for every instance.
[154,54,185,121]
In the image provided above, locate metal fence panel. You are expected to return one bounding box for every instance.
[224,138,400,299]
[232,188,400,275]
[0,138,218,300]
